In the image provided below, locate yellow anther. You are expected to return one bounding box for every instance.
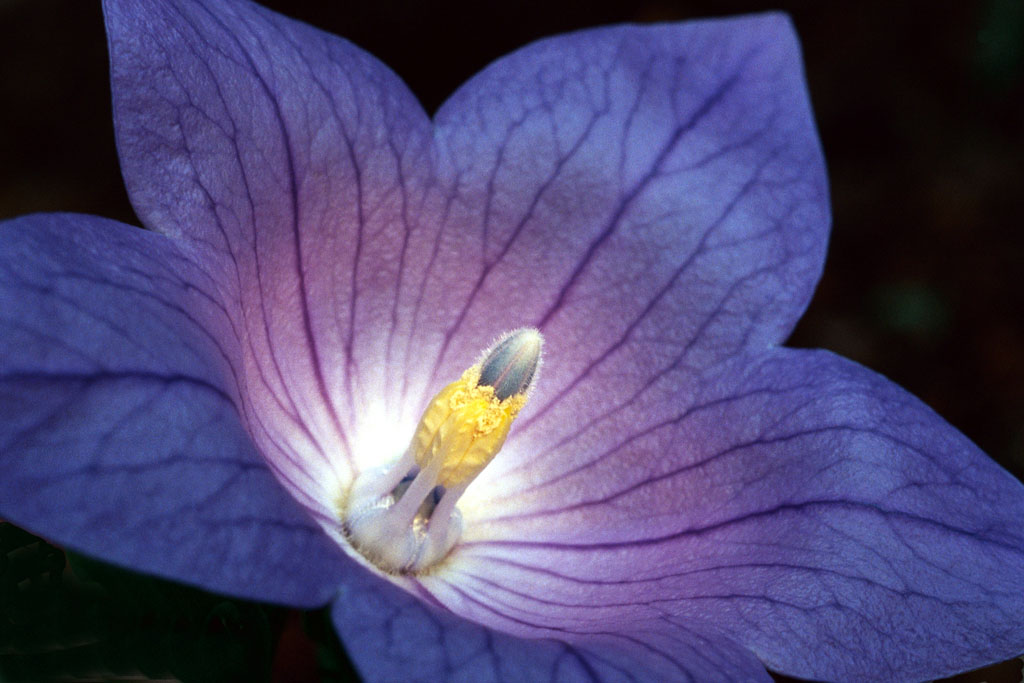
[411,366,526,488]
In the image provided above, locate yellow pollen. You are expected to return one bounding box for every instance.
[411,365,527,488]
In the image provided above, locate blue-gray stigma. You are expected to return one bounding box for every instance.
[477,328,543,401]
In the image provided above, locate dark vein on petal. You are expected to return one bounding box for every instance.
[49,268,244,403]
[462,498,1024,554]
[519,143,779,440]
[162,2,314,446]
[400,177,459,407]
[427,96,608,387]
[384,133,413,409]
[534,70,743,329]
[439,580,696,681]
[196,3,353,458]
[0,369,233,403]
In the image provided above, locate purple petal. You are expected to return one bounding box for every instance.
[401,14,828,422]
[0,213,347,606]
[104,0,437,480]
[453,349,1024,681]
[333,563,771,682]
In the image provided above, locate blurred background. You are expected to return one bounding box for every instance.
[1,0,1021,681]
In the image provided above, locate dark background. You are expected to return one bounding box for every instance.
[1,1,1022,681]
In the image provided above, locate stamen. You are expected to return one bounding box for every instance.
[343,328,542,573]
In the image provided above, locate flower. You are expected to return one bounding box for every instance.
[1,0,1022,680]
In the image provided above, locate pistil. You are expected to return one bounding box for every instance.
[343,328,542,573]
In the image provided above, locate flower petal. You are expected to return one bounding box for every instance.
[0,213,347,606]
[456,348,1024,681]
[104,0,436,482]
[333,565,771,682]
[401,14,828,429]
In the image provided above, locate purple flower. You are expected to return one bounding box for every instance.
[2,0,1022,680]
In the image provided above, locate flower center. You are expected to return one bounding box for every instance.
[343,328,542,574]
